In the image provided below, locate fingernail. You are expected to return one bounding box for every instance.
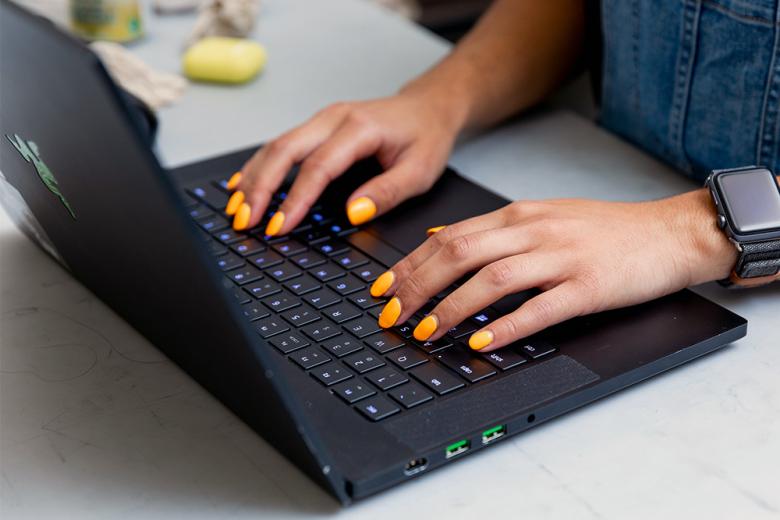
[370,271,394,297]
[469,330,494,351]
[346,196,376,226]
[265,211,285,236]
[426,225,446,237]
[378,297,402,328]
[413,314,438,341]
[225,190,245,216]
[226,172,242,190]
[233,202,251,230]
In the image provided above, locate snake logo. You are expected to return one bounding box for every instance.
[5,134,76,219]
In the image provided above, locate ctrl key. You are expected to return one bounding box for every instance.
[355,395,400,422]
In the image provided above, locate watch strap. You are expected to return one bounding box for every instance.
[725,238,780,287]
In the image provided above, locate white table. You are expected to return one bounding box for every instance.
[2,0,779,518]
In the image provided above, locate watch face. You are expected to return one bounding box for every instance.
[716,168,780,234]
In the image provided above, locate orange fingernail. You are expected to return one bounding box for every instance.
[469,330,494,351]
[233,202,251,230]
[226,172,242,190]
[225,190,245,215]
[346,196,376,226]
[426,225,446,237]
[413,315,438,341]
[378,297,402,328]
[370,271,394,297]
[265,211,285,236]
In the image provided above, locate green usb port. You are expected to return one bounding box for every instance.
[481,425,506,444]
[445,439,470,459]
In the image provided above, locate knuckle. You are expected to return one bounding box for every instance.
[435,295,465,323]
[267,136,290,155]
[526,294,560,325]
[483,259,516,287]
[399,274,426,300]
[378,177,402,205]
[443,235,474,262]
[499,315,522,340]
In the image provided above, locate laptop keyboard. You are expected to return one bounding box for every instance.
[183,175,558,422]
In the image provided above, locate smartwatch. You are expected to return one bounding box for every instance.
[705,166,780,287]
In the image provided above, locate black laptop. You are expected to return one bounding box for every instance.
[0,1,747,505]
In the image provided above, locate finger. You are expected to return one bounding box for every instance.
[268,119,383,235]
[233,106,348,230]
[470,282,586,352]
[370,204,515,299]
[384,226,538,335]
[344,149,440,226]
[414,253,563,339]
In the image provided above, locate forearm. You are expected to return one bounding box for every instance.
[400,0,586,133]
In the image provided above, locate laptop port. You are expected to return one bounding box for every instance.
[404,458,428,476]
[444,439,470,459]
[481,425,506,444]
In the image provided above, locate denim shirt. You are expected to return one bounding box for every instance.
[599,0,780,181]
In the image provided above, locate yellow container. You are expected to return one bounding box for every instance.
[70,0,143,43]
[183,37,267,84]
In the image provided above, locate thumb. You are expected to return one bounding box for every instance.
[345,156,441,225]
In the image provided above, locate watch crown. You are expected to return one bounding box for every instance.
[717,214,727,229]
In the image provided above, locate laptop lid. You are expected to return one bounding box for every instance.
[0,0,350,503]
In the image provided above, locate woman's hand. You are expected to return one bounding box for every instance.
[370,189,738,352]
[224,90,466,235]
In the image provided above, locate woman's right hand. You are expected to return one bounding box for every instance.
[225,90,466,235]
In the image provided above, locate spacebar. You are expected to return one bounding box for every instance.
[345,230,404,267]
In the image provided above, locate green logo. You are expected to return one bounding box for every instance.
[5,134,76,219]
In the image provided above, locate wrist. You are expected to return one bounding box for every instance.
[399,66,475,137]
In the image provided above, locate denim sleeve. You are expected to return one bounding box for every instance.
[599,0,780,182]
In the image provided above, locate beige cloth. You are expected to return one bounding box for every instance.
[90,41,188,110]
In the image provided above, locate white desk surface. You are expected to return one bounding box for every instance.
[2,0,779,518]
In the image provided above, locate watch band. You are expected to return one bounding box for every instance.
[725,238,780,287]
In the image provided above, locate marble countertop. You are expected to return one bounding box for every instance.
[1,0,778,518]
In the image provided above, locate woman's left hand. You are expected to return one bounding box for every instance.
[370,189,738,352]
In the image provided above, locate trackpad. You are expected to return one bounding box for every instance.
[383,356,599,450]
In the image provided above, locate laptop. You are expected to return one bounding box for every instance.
[0,1,747,504]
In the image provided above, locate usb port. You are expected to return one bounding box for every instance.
[445,439,470,459]
[481,425,506,444]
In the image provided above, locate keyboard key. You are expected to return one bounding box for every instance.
[353,262,384,283]
[388,382,433,409]
[355,396,400,421]
[272,239,308,257]
[243,279,282,299]
[214,228,245,245]
[316,241,350,256]
[410,362,465,395]
[365,366,408,390]
[482,348,527,371]
[226,266,263,285]
[348,289,386,309]
[311,264,346,282]
[364,331,405,354]
[301,320,341,342]
[206,241,228,256]
[387,347,428,370]
[241,301,271,321]
[321,334,363,357]
[413,338,454,354]
[216,252,245,271]
[328,275,365,296]
[310,363,354,386]
[280,304,320,327]
[229,288,251,305]
[188,204,214,220]
[302,288,341,309]
[231,238,266,257]
[254,317,290,338]
[293,227,330,244]
[367,306,384,320]
[291,251,327,269]
[342,316,382,338]
[447,320,479,339]
[269,332,309,353]
[248,250,284,269]
[262,290,301,313]
[517,341,557,359]
[343,351,385,374]
[471,308,499,326]
[435,347,497,383]
[289,347,330,370]
[266,261,303,283]
[394,323,414,339]
[187,184,229,209]
[196,215,229,233]
[322,302,362,323]
[284,275,321,296]
[332,379,376,404]
[328,221,358,236]
[334,250,369,269]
